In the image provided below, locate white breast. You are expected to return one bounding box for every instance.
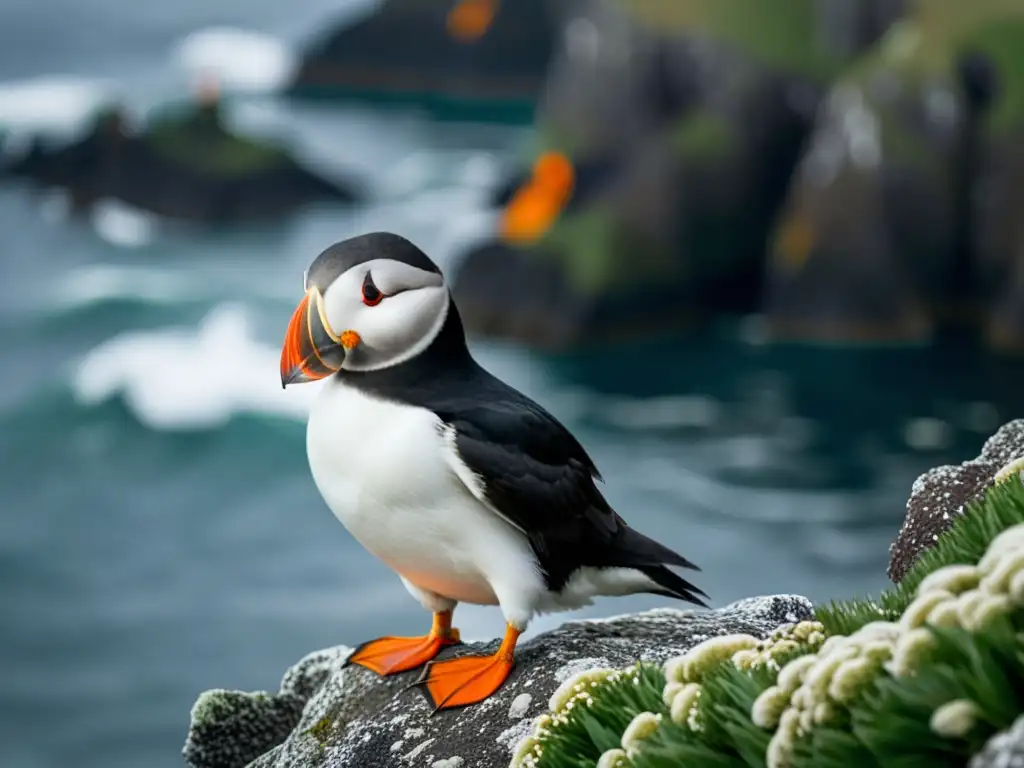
[305,377,544,618]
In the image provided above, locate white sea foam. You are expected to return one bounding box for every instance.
[71,304,318,430]
[89,199,158,248]
[52,265,206,309]
[0,75,114,133]
[172,27,296,93]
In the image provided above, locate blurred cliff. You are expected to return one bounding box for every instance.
[445,0,1024,353]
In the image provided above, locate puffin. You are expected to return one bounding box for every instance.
[279,232,707,711]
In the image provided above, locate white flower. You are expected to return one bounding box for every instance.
[671,634,759,683]
[752,685,788,729]
[963,594,1012,631]
[887,627,937,677]
[662,681,684,708]
[930,699,981,738]
[812,702,834,725]
[916,564,980,596]
[901,591,955,630]
[596,748,630,768]
[980,549,1024,595]
[670,683,702,728]
[766,708,801,768]
[979,525,1024,573]
[548,668,614,712]
[1010,567,1024,603]
[828,657,877,703]
[925,600,961,628]
[621,712,662,756]
[731,649,760,670]
[954,590,987,628]
[777,655,817,695]
[993,456,1024,485]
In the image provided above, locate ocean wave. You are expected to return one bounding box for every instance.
[172,27,296,93]
[52,265,209,310]
[71,304,317,431]
[0,75,115,133]
[89,199,159,248]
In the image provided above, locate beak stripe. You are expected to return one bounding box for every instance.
[313,288,341,344]
[306,291,341,373]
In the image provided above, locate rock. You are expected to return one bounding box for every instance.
[183,595,815,768]
[888,419,1024,583]
[287,0,564,122]
[766,0,1024,345]
[453,0,897,349]
[970,713,1024,768]
[2,101,361,224]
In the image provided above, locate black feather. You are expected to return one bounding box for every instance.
[337,298,706,601]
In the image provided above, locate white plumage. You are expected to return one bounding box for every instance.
[306,376,661,631]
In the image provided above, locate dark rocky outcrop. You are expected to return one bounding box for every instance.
[453,0,902,349]
[183,595,814,768]
[288,0,565,122]
[1,102,361,224]
[765,1,1024,345]
[888,418,1024,583]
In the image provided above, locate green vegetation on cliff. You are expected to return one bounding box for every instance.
[627,0,847,80]
[513,471,1024,768]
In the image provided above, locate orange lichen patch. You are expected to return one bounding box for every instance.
[340,330,361,350]
[348,610,461,676]
[446,0,498,43]
[775,213,816,271]
[416,624,520,709]
[500,151,576,244]
[533,151,575,193]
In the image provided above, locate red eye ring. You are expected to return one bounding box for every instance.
[361,274,384,306]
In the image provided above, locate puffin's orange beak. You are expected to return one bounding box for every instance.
[280,287,355,388]
[499,152,575,245]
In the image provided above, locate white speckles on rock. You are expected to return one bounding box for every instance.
[554,658,611,683]
[498,719,539,756]
[508,694,533,720]
[432,758,464,768]
[403,738,434,762]
[185,596,814,768]
[969,713,1024,768]
[890,420,1024,583]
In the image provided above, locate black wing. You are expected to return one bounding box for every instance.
[437,380,701,597]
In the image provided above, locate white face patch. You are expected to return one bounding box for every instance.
[320,258,450,371]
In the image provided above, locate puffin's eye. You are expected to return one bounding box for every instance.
[361,273,383,306]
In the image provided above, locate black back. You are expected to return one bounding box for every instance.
[335,296,703,602]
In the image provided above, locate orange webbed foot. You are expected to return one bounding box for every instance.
[415,624,520,710]
[347,611,460,676]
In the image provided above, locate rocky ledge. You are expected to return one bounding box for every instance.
[183,595,814,768]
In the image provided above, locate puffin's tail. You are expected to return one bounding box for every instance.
[635,564,708,608]
[613,525,709,608]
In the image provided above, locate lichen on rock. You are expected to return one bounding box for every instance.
[889,418,1024,582]
[184,596,813,768]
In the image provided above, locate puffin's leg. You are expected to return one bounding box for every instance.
[414,623,521,710]
[346,609,462,676]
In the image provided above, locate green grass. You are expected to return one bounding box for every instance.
[817,478,1024,636]
[524,477,1024,768]
[145,111,293,176]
